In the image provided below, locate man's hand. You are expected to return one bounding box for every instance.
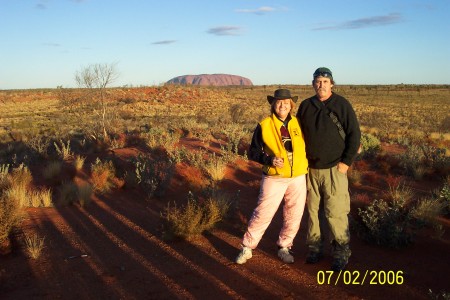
[337,162,349,174]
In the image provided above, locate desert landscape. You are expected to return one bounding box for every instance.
[0,82,449,300]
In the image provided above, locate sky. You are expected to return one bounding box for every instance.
[1,0,450,89]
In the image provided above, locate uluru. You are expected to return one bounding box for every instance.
[166,74,253,86]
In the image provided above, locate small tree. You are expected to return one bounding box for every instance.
[74,63,119,141]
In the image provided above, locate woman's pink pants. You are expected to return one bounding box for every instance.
[242,174,307,249]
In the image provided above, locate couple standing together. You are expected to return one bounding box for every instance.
[235,67,361,272]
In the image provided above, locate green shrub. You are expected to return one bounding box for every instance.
[131,154,175,199]
[360,133,381,158]
[398,144,427,179]
[357,188,446,248]
[398,143,450,179]
[357,199,413,248]
[220,123,248,155]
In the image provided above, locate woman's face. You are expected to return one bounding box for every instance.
[274,99,291,120]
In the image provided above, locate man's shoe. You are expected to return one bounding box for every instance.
[331,259,348,272]
[278,248,294,264]
[305,251,323,264]
[235,247,252,264]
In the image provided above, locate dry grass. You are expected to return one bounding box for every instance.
[411,197,445,224]
[0,193,23,244]
[162,190,230,240]
[90,158,116,194]
[73,155,86,172]
[24,233,45,259]
[54,139,73,160]
[204,153,227,182]
[9,164,33,191]
[5,185,28,208]
[28,188,53,207]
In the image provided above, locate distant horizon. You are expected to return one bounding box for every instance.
[2,81,449,92]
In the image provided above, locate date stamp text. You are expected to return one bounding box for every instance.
[317,270,404,285]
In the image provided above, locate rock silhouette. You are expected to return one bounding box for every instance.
[166,74,253,86]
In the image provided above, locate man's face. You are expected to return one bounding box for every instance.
[313,76,333,101]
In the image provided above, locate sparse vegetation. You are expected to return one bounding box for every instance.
[90,158,116,194]
[58,182,79,205]
[24,233,45,259]
[54,139,73,160]
[356,177,447,248]
[359,133,381,158]
[0,84,448,299]
[73,155,86,172]
[162,190,231,240]
[0,193,23,245]
[43,160,63,182]
[203,153,227,182]
[130,154,175,199]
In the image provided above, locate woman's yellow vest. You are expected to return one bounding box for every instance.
[260,114,308,178]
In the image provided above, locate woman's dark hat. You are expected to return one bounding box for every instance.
[267,89,298,104]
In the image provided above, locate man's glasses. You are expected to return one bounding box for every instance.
[313,72,332,78]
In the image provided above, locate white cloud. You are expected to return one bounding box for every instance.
[235,6,275,15]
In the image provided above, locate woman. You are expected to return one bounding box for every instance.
[235,89,308,264]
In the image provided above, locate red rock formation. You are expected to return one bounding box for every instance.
[166,74,253,86]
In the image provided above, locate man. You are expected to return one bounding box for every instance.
[296,67,361,271]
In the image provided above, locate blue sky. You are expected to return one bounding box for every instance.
[1,0,449,89]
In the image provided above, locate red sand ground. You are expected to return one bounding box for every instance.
[1,139,449,300]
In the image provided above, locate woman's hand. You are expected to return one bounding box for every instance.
[272,156,284,168]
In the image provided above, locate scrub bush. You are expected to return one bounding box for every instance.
[131,154,175,199]
[91,158,116,194]
[360,133,381,158]
[162,190,230,240]
[357,198,413,248]
[357,182,446,248]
